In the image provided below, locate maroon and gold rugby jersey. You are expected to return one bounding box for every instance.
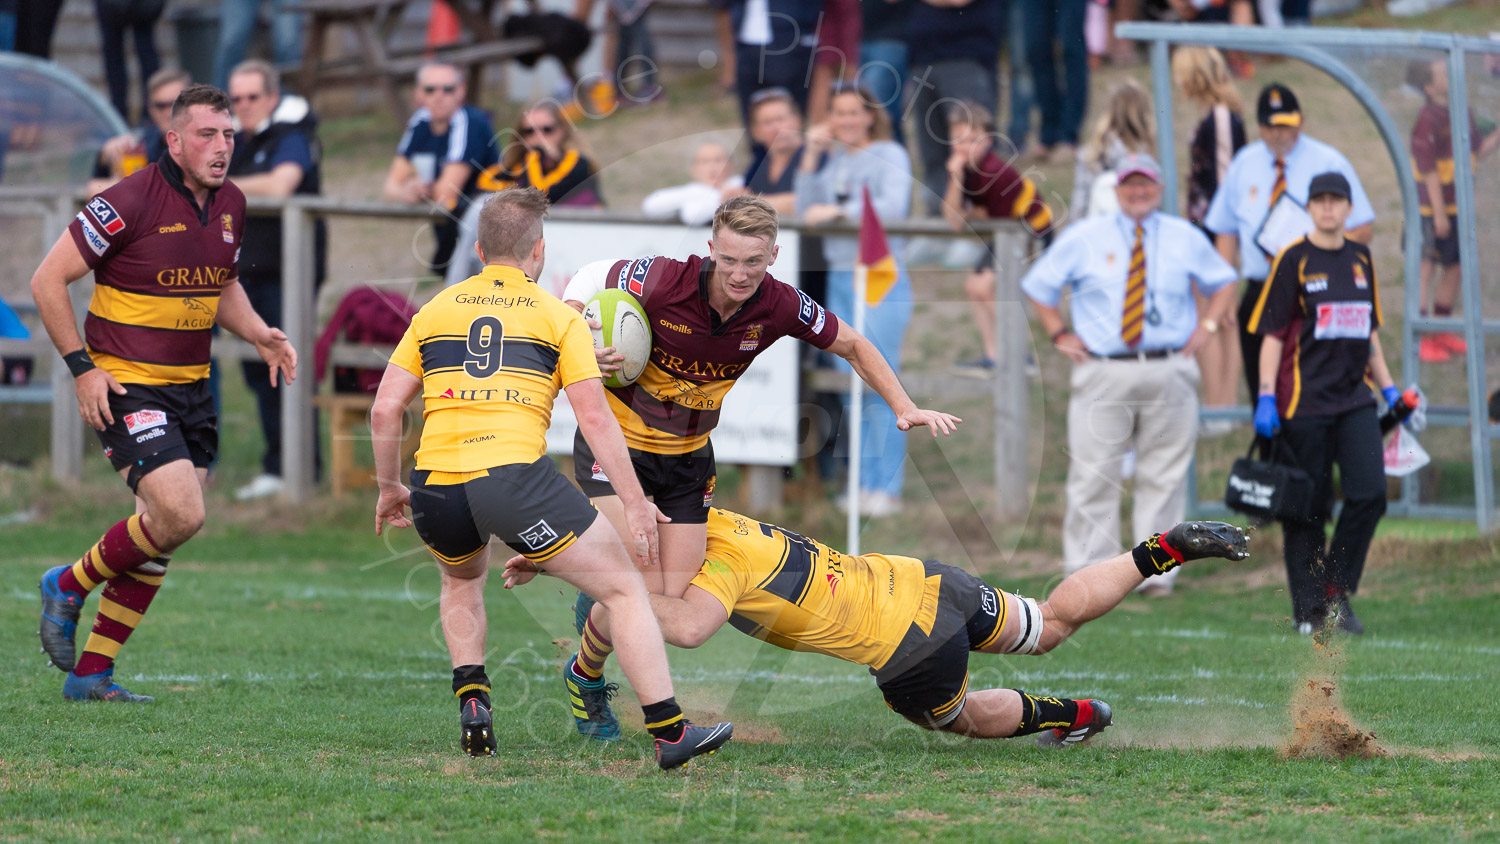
[603,255,840,453]
[67,156,245,385]
[1411,102,1484,218]
[1247,236,1382,419]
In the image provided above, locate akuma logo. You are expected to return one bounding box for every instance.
[518,519,559,551]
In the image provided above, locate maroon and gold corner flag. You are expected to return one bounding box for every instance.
[858,186,898,306]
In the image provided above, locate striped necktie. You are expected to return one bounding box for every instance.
[1122,225,1146,348]
[1269,158,1287,207]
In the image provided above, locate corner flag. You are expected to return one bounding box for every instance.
[857,186,898,306]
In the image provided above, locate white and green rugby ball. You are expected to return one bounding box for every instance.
[584,289,651,388]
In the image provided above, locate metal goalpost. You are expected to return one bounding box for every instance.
[1119,22,1499,533]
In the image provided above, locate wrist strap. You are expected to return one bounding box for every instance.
[63,350,96,378]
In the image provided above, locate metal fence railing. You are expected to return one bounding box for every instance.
[0,189,1033,526]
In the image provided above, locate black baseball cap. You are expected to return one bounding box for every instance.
[1257,83,1302,127]
[1308,171,1351,201]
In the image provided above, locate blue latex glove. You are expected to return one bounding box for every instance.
[1254,393,1281,438]
[1382,385,1401,409]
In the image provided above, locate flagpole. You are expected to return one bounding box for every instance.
[847,264,865,557]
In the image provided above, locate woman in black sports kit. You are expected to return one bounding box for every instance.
[1246,171,1404,636]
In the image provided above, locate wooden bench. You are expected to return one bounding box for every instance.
[313,392,423,497]
[289,0,543,118]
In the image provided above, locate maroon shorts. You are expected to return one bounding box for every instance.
[815,0,862,68]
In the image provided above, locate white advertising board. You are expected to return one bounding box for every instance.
[535,219,804,467]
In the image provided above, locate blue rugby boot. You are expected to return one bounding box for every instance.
[565,669,622,742]
[38,565,83,672]
[63,670,154,703]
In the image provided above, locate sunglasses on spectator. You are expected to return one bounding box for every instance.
[149,99,175,112]
[520,124,558,137]
[423,85,458,95]
[231,93,263,105]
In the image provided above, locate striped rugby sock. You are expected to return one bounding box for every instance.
[57,514,163,598]
[570,617,614,682]
[73,559,168,677]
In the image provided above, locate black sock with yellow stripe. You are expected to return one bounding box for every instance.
[452,665,491,710]
[1132,532,1185,578]
[641,697,685,741]
[1012,691,1080,737]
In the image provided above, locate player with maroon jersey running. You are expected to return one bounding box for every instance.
[32,84,297,703]
[553,196,962,740]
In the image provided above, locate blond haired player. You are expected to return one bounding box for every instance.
[370,188,730,768]
[557,196,962,740]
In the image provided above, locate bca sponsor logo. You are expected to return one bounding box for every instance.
[76,214,110,257]
[1303,274,1328,294]
[625,256,656,297]
[518,519,559,551]
[591,461,609,482]
[87,197,125,235]
[795,290,826,334]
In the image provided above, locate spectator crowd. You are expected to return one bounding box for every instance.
[3,0,1483,637]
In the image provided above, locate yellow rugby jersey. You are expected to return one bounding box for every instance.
[390,265,600,471]
[690,508,940,671]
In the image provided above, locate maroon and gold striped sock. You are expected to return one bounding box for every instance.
[57,514,162,598]
[73,561,167,677]
[570,617,614,682]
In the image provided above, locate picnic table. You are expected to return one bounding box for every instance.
[288,0,544,117]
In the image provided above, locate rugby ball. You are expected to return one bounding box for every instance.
[584,289,651,388]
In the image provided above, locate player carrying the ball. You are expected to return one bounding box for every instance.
[370,188,731,767]
[503,510,1249,745]
[556,196,962,740]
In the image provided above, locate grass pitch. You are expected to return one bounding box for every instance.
[3,499,1497,842]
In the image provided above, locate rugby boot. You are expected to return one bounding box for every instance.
[38,565,83,672]
[655,720,733,770]
[62,670,154,703]
[459,697,497,757]
[1036,699,1111,748]
[1330,594,1364,635]
[1162,521,1250,562]
[572,591,596,637]
[566,670,622,742]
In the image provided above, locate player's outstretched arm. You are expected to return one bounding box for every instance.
[505,553,729,649]
[371,363,422,535]
[30,232,126,430]
[826,319,962,436]
[216,278,297,386]
[565,376,670,566]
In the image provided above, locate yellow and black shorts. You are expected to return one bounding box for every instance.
[873,560,1007,728]
[409,457,598,566]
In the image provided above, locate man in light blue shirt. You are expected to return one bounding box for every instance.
[1204,83,1374,397]
[1023,153,1238,593]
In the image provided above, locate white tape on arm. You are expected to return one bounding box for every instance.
[562,259,614,306]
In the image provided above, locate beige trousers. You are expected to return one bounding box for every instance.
[1062,354,1201,584]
